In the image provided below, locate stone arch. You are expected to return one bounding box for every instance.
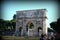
[25,20,35,36]
[19,27,22,32]
[26,21,34,30]
[38,27,42,32]
[19,27,22,36]
[37,27,42,36]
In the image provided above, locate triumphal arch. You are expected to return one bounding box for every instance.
[16,9,47,36]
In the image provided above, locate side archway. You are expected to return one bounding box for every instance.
[38,27,42,36]
[19,27,22,36]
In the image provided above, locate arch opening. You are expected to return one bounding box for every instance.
[26,21,34,36]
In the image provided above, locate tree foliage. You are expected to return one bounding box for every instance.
[48,27,56,33]
[50,17,60,33]
[0,14,16,31]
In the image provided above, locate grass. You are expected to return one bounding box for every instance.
[1,36,40,40]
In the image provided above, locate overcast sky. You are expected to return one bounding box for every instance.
[1,1,59,27]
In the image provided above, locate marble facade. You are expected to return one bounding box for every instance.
[16,9,47,36]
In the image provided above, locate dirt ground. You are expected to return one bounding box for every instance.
[1,36,40,40]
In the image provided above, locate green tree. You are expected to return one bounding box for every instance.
[11,14,16,30]
[13,14,16,20]
[50,18,60,33]
[48,27,56,33]
[29,23,34,29]
[50,17,60,39]
[0,19,7,30]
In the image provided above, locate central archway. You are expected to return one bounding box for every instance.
[26,21,34,36]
